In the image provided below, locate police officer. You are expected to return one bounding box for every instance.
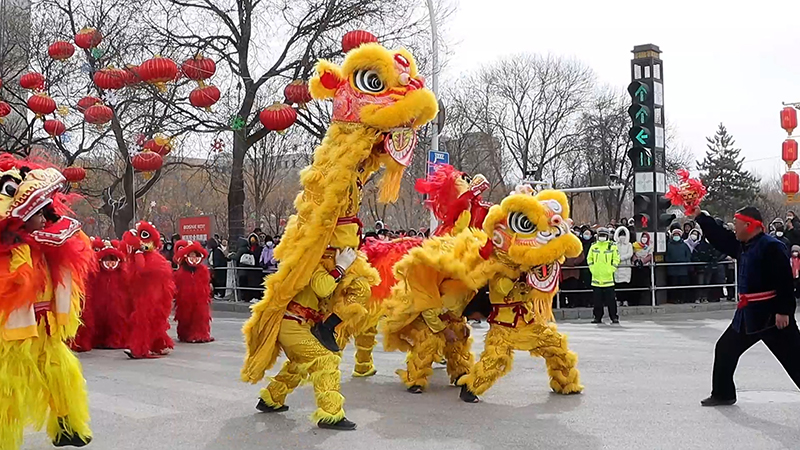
[692,206,800,406]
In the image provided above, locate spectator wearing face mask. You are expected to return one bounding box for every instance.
[685,228,702,253]
[260,236,278,273]
[666,227,693,303]
[614,226,633,307]
[588,227,620,324]
[692,228,725,303]
[578,227,595,307]
[770,219,792,250]
[792,245,800,300]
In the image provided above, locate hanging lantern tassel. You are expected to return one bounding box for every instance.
[143,171,154,180]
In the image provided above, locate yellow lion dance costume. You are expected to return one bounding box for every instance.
[383,185,584,402]
[0,156,94,449]
[241,34,437,430]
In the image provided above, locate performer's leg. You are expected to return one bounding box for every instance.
[761,323,800,390]
[443,320,474,385]
[709,324,760,401]
[40,334,92,446]
[458,325,514,397]
[0,340,38,450]
[528,323,583,394]
[352,326,378,377]
[258,360,302,412]
[279,320,353,429]
[396,321,444,391]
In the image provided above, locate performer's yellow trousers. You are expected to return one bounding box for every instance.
[458,322,582,396]
[259,319,345,424]
[351,326,378,377]
[397,319,474,389]
[0,321,91,450]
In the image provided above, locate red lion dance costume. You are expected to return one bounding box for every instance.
[173,239,214,343]
[122,221,175,359]
[72,237,129,352]
[0,155,94,448]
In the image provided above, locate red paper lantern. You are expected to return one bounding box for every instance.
[20,72,45,91]
[84,104,113,125]
[284,80,313,106]
[27,93,57,117]
[77,96,102,113]
[43,119,66,137]
[783,139,798,168]
[143,136,172,156]
[131,151,163,178]
[189,85,220,110]
[181,55,216,81]
[0,101,11,124]
[342,30,378,53]
[48,41,75,60]
[784,171,800,195]
[75,27,102,49]
[138,56,178,91]
[93,68,127,90]
[781,107,797,135]
[62,166,86,184]
[259,102,297,132]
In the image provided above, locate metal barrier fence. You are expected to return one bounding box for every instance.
[213,259,739,308]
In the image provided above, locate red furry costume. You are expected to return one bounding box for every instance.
[173,240,214,343]
[122,221,176,359]
[362,165,493,300]
[73,238,130,351]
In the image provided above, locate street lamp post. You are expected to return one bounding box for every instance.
[426,0,439,234]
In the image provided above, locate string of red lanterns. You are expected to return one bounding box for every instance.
[781,106,799,199]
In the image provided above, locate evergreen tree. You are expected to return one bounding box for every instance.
[697,123,760,218]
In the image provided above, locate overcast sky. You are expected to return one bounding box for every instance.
[441,0,800,179]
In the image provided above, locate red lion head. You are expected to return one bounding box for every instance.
[91,236,125,271]
[173,239,208,267]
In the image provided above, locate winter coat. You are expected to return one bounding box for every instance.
[614,226,633,283]
[208,239,228,268]
[692,229,724,271]
[666,237,692,277]
[587,240,619,287]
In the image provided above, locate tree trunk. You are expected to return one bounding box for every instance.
[228,131,247,240]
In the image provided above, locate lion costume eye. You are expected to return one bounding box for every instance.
[1,179,19,197]
[353,69,385,93]
[140,230,150,239]
[508,212,536,234]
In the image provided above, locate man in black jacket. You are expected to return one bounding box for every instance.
[692,206,800,406]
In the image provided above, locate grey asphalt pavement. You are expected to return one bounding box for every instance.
[21,310,800,450]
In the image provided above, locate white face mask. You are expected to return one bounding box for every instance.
[672,235,681,242]
[777,231,784,237]
[583,233,592,240]
[690,234,699,241]
[266,241,274,248]
[598,236,608,242]
[793,252,799,257]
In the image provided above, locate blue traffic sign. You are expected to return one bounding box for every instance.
[427,150,449,177]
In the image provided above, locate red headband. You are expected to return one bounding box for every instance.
[734,213,763,232]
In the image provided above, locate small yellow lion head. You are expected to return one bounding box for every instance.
[482,186,583,292]
[309,42,438,167]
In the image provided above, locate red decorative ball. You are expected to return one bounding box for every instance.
[48,41,75,60]
[139,56,178,90]
[62,166,86,183]
[93,68,128,90]
[77,96,102,113]
[75,27,102,49]
[20,72,46,91]
[259,102,297,132]
[43,119,66,137]
[0,101,10,119]
[131,151,164,173]
[84,104,114,125]
[342,30,378,53]
[783,171,800,196]
[284,80,313,105]
[189,85,221,109]
[181,55,216,81]
[27,93,57,117]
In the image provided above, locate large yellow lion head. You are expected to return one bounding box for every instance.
[0,167,64,222]
[309,42,438,167]
[482,186,583,292]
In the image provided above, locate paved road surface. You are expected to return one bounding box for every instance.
[21,311,800,450]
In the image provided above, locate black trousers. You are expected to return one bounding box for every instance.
[593,286,618,320]
[212,267,226,297]
[711,323,800,400]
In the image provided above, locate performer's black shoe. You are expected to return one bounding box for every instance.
[407,385,423,394]
[591,319,602,324]
[255,398,288,413]
[311,323,341,353]
[317,417,357,431]
[52,419,91,447]
[459,385,480,403]
[700,396,736,407]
